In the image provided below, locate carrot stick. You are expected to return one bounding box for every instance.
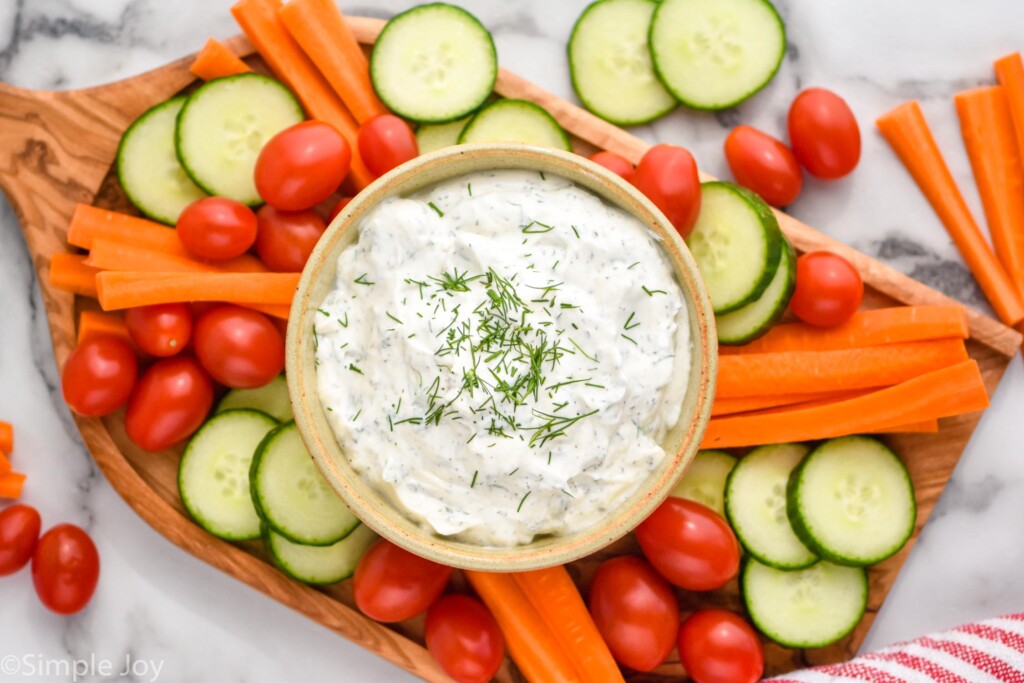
[96,272,299,310]
[77,311,132,346]
[877,101,1024,326]
[0,472,25,500]
[0,453,10,477]
[465,571,582,683]
[278,0,388,124]
[49,254,99,297]
[701,360,989,449]
[85,238,267,274]
[231,0,374,189]
[68,204,184,253]
[719,306,969,355]
[716,339,969,398]
[190,37,253,80]
[513,567,625,683]
[711,390,863,417]
[995,54,1024,176]
[874,420,939,434]
[0,421,11,454]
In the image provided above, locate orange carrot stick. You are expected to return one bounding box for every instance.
[465,571,583,683]
[711,390,864,417]
[278,0,388,124]
[68,204,184,253]
[874,420,939,434]
[85,238,267,274]
[877,101,1024,326]
[77,311,132,346]
[701,360,989,449]
[49,254,99,297]
[995,54,1024,177]
[0,472,25,499]
[513,567,625,683]
[190,37,253,80]
[716,339,968,398]
[0,452,10,477]
[96,272,299,311]
[0,421,11,454]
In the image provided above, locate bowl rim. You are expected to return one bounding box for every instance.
[286,143,717,571]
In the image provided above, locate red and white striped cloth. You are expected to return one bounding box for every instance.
[768,614,1024,682]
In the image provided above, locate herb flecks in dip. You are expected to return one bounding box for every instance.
[315,170,690,546]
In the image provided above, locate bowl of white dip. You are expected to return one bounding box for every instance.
[287,144,715,571]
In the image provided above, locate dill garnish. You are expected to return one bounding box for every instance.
[427,201,444,217]
[354,273,375,286]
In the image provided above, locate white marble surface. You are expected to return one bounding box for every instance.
[1,0,1024,680]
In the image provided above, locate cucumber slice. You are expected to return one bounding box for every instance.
[671,450,737,517]
[415,115,472,154]
[649,0,786,110]
[725,443,817,569]
[371,3,497,123]
[266,523,377,585]
[788,436,916,566]
[743,558,867,648]
[686,182,782,314]
[251,422,360,546]
[216,375,293,423]
[459,99,572,151]
[716,238,796,345]
[568,0,677,126]
[116,96,207,224]
[178,409,279,541]
[176,73,304,205]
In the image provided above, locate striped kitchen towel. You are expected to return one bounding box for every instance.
[768,614,1024,682]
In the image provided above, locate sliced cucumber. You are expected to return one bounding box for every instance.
[459,99,573,151]
[686,182,782,314]
[371,3,497,123]
[568,0,677,126]
[176,73,304,205]
[726,443,817,569]
[266,523,377,585]
[251,422,359,546]
[116,96,207,224]
[788,436,916,566]
[178,409,279,541]
[649,0,786,110]
[716,238,795,345]
[671,450,737,517]
[216,374,293,423]
[415,115,472,154]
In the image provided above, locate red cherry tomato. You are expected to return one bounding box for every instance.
[631,144,701,239]
[255,206,326,272]
[32,524,100,615]
[790,251,864,327]
[425,595,504,683]
[724,125,803,207]
[635,498,740,592]
[354,539,452,623]
[328,196,353,223]
[678,609,764,683]
[125,303,192,357]
[588,556,680,672]
[125,355,214,451]
[193,306,284,389]
[255,121,351,211]
[358,114,419,178]
[788,88,861,180]
[0,504,42,576]
[176,197,258,261]
[589,151,635,183]
[61,336,138,417]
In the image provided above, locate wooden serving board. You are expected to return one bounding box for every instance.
[1,16,1020,682]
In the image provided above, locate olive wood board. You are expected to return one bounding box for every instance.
[0,15,1019,682]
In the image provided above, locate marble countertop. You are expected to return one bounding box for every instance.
[2,0,1024,680]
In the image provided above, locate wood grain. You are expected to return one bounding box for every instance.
[0,18,1018,683]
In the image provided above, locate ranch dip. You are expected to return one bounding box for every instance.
[315,170,690,547]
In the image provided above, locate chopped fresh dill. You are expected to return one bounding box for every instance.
[585,382,605,388]
[568,338,597,362]
[351,409,361,421]
[623,312,640,330]
[348,363,364,374]
[354,273,375,286]
[539,171,546,180]
[467,183,472,196]
[386,311,403,325]
[338,313,349,328]
[571,225,580,239]
[547,451,553,464]
[427,201,444,217]
[642,285,667,296]
[622,334,638,345]
[521,220,554,234]
[517,490,532,512]
[508,467,519,476]
[470,470,479,488]
[312,327,319,350]
[627,261,641,270]
[317,308,330,317]
[561,489,575,498]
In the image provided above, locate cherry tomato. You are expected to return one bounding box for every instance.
[724,125,803,207]
[588,556,679,672]
[193,306,284,388]
[255,121,352,211]
[631,144,701,239]
[125,355,214,451]
[790,251,864,327]
[678,609,764,683]
[255,206,326,272]
[589,151,635,183]
[0,504,42,576]
[425,595,504,683]
[788,88,861,180]
[358,114,419,178]
[328,197,353,223]
[61,336,138,417]
[635,498,740,591]
[125,303,192,357]
[176,197,258,261]
[354,539,452,623]
[32,524,100,615]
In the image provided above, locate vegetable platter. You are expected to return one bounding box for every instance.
[1,13,1021,682]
